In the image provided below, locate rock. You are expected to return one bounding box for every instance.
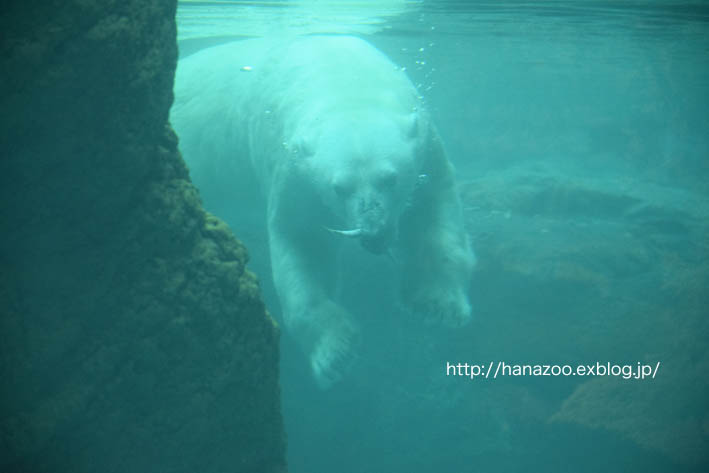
[462,163,709,467]
[0,1,285,472]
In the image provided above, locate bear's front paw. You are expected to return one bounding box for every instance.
[410,288,472,328]
[310,321,360,389]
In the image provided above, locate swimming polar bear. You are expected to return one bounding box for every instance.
[171,36,475,389]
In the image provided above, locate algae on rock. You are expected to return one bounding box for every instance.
[0,1,286,472]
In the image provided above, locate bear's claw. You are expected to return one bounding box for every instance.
[310,324,360,389]
[413,289,472,328]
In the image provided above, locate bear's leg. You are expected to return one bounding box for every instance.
[268,218,360,389]
[398,135,475,327]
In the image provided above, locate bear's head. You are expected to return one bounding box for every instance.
[296,111,425,254]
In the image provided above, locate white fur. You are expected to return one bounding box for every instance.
[171,36,475,389]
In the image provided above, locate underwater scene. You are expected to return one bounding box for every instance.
[174,1,709,472]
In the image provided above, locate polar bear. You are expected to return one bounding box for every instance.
[171,36,475,389]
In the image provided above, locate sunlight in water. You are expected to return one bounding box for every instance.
[177,0,423,39]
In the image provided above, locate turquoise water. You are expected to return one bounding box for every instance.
[176,1,709,472]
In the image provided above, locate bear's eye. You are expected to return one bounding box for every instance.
[378,171,398,188]
[333,182,352,198]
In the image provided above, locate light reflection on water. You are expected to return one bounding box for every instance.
[176,0,423,39]
[177,0,709,41]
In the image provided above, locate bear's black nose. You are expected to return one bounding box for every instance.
[361,235,387,254]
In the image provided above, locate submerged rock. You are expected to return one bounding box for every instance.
[462,163,709,468]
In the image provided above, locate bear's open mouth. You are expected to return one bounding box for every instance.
[360,233,389,254]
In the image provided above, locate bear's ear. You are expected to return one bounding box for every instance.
[295,136,315,158]
[405,113,419,139]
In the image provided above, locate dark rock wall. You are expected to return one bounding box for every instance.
[0,1,286,472]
